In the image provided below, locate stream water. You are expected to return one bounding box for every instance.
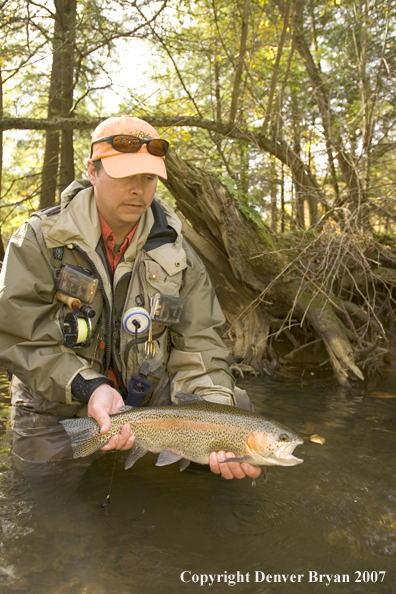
[0,369,395,594]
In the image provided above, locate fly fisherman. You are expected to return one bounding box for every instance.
[0,116,260,481]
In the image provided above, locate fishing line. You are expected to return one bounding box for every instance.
[251,467,267,487]
[102,450,118,507]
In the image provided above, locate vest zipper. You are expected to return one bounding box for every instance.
[112,272,132,392]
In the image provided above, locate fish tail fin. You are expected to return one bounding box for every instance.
[60,417,101,458]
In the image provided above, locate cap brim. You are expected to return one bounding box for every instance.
[101,152,167,179]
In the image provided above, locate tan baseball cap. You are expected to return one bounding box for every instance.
[90,116,167,179]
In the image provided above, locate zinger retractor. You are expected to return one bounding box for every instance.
[122,307,151,335]
[123,307,151,355]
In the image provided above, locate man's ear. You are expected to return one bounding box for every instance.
[86,160,97,186]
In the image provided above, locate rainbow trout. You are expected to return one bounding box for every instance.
[60,392,303,471]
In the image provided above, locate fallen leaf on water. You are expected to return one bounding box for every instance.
[310,434,326,445]
[370,391,396,399]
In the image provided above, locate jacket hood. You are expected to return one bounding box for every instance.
[60,179,92,210]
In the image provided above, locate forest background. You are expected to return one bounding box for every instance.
[1,0,396,388]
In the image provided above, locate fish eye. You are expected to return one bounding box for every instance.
[279,433,289,442]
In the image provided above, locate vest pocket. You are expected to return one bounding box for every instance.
[145,261,183,297]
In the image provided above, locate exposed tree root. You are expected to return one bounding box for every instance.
[163,150,396,385]
[230,363,261,378]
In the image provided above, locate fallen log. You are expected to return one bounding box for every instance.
[163,150,394,385]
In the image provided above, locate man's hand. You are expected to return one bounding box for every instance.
[88,383,135,452]
[209,451,262,480]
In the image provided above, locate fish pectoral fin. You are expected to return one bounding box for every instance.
[179,458,191,472]
[125,443,148,470]
[156,450,184,467]
[219,456,254,464]
[174,391,205,404]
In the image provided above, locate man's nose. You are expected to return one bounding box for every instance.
[129,175,144,194]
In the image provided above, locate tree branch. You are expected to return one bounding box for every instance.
[0,114,329,208]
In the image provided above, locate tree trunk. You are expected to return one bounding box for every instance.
[59,0,77,192]
[163,149,367,384]
[261,0,292,135]
[163,150,276,367]
[40,0,76,209]
[40,12,63,209]
[229,0,250,123]
[292,7,363,209]
[270,159,278,231]
[0,66,4,262]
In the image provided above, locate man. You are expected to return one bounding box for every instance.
[0,116,260,481]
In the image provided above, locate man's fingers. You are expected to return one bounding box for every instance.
[209,451,261,480]
[119,435,135,451]
[241,463,262,478]
[217,451,235,479]
[118,423,132,448]
[100,424,135,452]
[209,451,221,474]
[210,451,244,480]
[221,452,247,479]
[101,435,119,451]
[97,415,111,434]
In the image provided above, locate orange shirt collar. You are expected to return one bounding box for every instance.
[98,212,138,272]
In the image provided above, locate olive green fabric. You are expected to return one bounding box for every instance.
[0,182,236,426]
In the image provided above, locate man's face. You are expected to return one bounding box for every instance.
[87,160,158,234]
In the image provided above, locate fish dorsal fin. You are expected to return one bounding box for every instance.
[174,392,205,404]
[156,451,183,466]
[125,443,148,469]
[119,405,135,413]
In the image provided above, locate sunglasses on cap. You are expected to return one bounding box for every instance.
[90,134,169,158]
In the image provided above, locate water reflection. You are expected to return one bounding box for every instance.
[0,371,395,593]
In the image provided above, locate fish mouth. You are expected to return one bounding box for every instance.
[274,441,304,466]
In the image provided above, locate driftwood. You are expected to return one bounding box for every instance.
[163,150,393,386]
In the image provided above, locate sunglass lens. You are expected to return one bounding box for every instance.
[112,135,141,153]
[147,139,169,156]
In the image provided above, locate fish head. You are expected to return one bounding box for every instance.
[245,426,304,467]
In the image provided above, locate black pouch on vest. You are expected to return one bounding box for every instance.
[125,375,152,407]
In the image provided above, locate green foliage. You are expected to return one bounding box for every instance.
[2,0,396,241]
[221,176,276,248]
[1,0,169,237]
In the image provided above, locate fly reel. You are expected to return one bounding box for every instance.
[62,312,93,348]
